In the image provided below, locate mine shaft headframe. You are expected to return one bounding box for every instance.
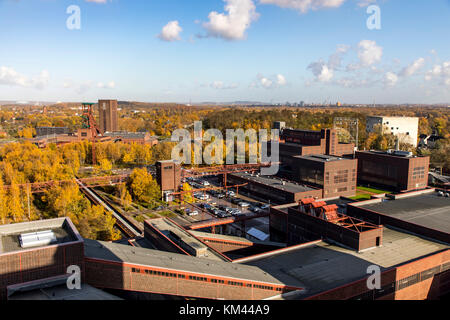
[81,102,100,134]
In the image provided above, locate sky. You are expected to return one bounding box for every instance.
[0,0,449,104]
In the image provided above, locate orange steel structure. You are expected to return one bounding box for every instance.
[0,174,129,193]
[181,162,278,187]
[298,198,381,233]
[81,103,101,165]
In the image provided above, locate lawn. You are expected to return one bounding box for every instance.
[357,186,391,194]
[350,193,372,201]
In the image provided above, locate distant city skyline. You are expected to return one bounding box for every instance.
[0,0,449,104]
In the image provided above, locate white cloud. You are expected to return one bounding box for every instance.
[210,81,238,89]
[425,61,450,86]
[203,0,259,40]
[158,21,183,42]
[0,66,49,90]
[308,61,334,82]
[384,72,398,87]
[259,0,346,13]
[399,57,425,77]
[252,73,287,88]
[277,74,287,86]
[357,40,383,67]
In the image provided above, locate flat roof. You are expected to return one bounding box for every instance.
[230,172,317,194]
[146,218,228,262]
[356,150,421,159]
[358,192,450,236]
[8,284,121,300]
[294,154,351,163]
[84,239,304,288]
[0,218,79,254]
[243,227,449,298]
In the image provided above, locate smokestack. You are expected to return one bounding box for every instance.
[395,137,400,151]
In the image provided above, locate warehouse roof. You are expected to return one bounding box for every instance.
[83,238,305,288]
[242,227,449,298]
[294,154,352,163]
[358,192,450,235]
[229,172,318,194]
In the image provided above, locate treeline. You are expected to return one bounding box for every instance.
[202,107,450,170]
[0,140,174,239]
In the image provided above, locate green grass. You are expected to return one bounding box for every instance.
[357,186,391,194]
[146,212,158,219]
[158,210,177,218]
[350,193,372,201]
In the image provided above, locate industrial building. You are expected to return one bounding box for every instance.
[291,154,357,198]
[279,128,355,157]
[103,131,158,146]
[347,189,450,244]
[355,150,430,192]
[0,218,84,300]
[35,126,69,137]
[98,99,118,134]
[227,172,322,204]
[366,116,419,147]
[28,100,158,148]
[156,160,182,196]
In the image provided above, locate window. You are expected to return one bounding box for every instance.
[397,274,420,290]
[420,267,440,281]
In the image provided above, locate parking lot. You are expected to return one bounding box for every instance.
[182,176,270,221]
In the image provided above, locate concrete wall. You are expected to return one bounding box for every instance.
[366,116,419,147]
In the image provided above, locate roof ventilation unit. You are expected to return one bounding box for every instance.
[19,230,57,249]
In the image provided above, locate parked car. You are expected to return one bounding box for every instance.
[239,202,250,208]
[231,208,242,216]
[259,204,270,210]
[231,198,241,204]
[217,193,225,199]
[188,210,199,217]
[202,181,210,186]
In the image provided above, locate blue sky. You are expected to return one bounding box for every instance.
[0,0,449,104]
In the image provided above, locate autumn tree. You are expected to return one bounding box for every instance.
[128,168,161,203]
[0,177,8,224]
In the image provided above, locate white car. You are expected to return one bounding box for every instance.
[239,202,250,208]
[188,210,199,216]
[202,181,210,186]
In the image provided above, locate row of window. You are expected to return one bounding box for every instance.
[204,239,249,247]
[349,263,448,300]
[130,267,284,291]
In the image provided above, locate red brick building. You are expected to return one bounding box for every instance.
[355,150,430,191]
[290,154,358,198]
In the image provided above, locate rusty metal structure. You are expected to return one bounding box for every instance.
[0,174,129,194]
[81,102,101,165]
